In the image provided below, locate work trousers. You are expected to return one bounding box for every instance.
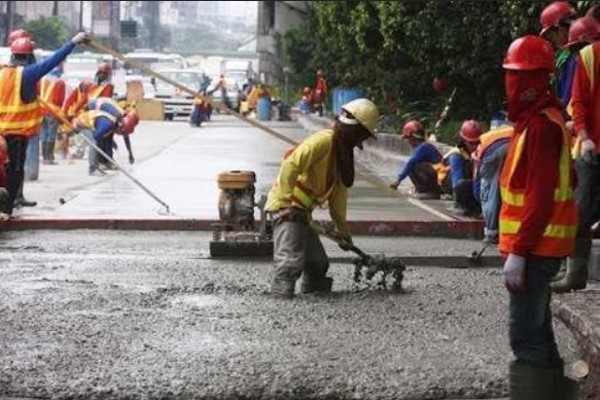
[3,135,28,215]
[408,162,440,194]
[80,129,98,171]
[24,132,39,181]
[479,143,508,239]
[454,179,480,214]
[272,215,329,283]
[509,256,562,368]
[570,157,600,261]
[40,115,59,143]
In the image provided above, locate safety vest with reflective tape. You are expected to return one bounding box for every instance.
[499,108,577,258]
[88,97,124,119]
[75,110,117,132]
[571,44,595,159]
[39,78,64,118]
[473,125,513,162]
[0,66,42,137]
[88,84,112,99]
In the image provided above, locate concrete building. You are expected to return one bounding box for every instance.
[256,0,307,85]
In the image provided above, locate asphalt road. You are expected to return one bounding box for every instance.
[0,230,581,399]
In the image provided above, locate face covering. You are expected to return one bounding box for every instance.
[505,69,551,126]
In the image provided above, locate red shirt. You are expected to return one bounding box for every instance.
[571,42,600,152]
[507,112,563,255]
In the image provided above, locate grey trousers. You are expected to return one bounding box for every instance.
[272,218,329,283]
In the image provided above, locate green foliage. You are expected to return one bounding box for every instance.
[282,0,588,135]
[19,16,69,50]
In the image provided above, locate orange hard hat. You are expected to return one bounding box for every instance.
[7,29,31,46]
[564,16,600,48]
[402,120,425,140]
[97,62,112,74]
[121,110,139,134]
[503,35,555,72]
[459,120,483,142]
[10,37,35,55]
[540,1,576,35]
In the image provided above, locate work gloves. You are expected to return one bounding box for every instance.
[580,138,596,163]
[503,253,526,294]
[71,32,90,45]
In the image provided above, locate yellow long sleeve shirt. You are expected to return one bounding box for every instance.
[265,129,350,235]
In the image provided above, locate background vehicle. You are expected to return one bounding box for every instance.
[154,68,206,120]
[123,51,188,75]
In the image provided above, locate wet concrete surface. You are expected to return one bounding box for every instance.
[0,230,580,399]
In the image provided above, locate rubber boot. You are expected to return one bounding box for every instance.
[509,361,556,400]
[551,258,588,293]
[269,279,295,299]
[552,260,567,282]
[300,276,333,294]
[47,141,57,165]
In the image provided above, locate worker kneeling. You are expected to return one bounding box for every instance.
[265,98,379,298]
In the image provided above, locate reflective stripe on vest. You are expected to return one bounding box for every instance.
[88,84,109,99]
[88,97,124,118]
[499,108,577,258]
[0,67,42,136]
[76,110,117,130]
[475,125,513,160]
[290,180,335,211]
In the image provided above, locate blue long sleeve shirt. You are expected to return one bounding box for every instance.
[555,50,577,113]
[93,116,116,141]
[397,141,442,182]
[21,41,76,103]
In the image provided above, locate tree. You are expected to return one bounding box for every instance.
[19,16,69,50]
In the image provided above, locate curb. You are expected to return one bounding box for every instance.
[0,218,485,238]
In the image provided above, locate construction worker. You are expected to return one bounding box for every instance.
[472,124,513,244]
[246,83,272,114]
[38,65,66,166]
[438,120,483,216]
[540,1,578,110]
[88,62,114,99]
[552,18,600,294]
[61,79,93,159]
[265,98,379,298]
[87,97,137,168]
[313,69,328,117]
[0,32,89,216]
[74,108,139,176]
[389,120,443,200]
[500,35,578,399]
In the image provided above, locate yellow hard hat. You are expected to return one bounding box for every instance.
[340,98,379,135]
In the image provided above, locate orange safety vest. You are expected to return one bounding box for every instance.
[499,108,577,258]
[39,78,64,118]
[0,66,42,137]
[88,84,111,99]
[473,125,513,162]
[75,110,117,132]
[65,88,87,119]
[88,97,124,118]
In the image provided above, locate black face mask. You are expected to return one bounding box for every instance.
[10,54,36,66]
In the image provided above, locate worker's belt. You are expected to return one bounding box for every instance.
[270,207,309,223]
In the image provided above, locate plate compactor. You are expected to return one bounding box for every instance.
[209,170,274,257]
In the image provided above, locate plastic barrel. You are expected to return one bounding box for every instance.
[257,97,272,121]
[332,88,364,116]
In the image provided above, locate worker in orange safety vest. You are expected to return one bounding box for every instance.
[499,35,578,399]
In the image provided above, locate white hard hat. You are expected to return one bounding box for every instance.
[340,98,379,135]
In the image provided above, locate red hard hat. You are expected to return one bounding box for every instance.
[540,1,576,35]
[564,16,600,48]
[459,119,483,142]
[7,29,31,46]
[121,110,139,134]
[402,120,425,139]
[10,37,35,55]
[503,35,555,72]
[97,62,112,74]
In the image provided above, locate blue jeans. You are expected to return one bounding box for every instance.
[24,132,39,181]
[40,115,59,144]
[479,143,508,238]
[509,256,562,368]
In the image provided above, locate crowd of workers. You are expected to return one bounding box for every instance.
[0,28,140,220]
[266,2,600,399]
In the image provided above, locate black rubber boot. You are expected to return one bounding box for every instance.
[552,258,588,293]
[13,196,37,208]
[509,361,556,400]
[553,369,579,400]
[300,276,333,294]
[47,141,57,164]
[269,279,295,299]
